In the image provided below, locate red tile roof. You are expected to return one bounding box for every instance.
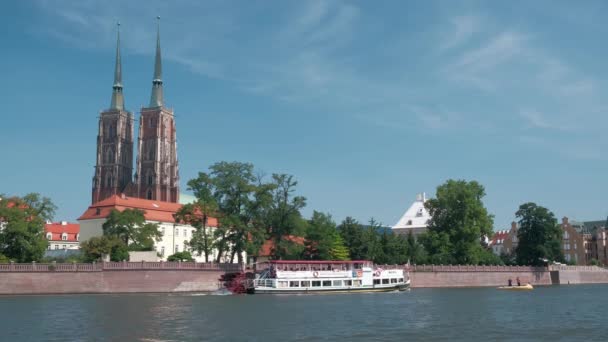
[45,222,80,242]
[258,235,305,257]
[78,194,218,226]
[489,230,510,246]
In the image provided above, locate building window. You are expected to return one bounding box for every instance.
[161,246,165,257]
[46,233,52,240]
[96,208,101,215]
[183,229,187,237]
[147,174,153,185]
[407,220,412,225]
[147,190,152,200]
[63,245,67,250]
[564,231,569,239]
[54,245,59,250]
[175,245,179,252]
[161,227,165,235]
[184,240,188,251]
[61,233,67,241]
[175,228,179,237]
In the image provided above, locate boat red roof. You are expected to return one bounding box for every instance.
[78,194,218,226]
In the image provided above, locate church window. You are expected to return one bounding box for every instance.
[147,174,153,185]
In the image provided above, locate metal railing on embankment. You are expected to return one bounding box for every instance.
[376,264,548,272]
[0,261,243,273]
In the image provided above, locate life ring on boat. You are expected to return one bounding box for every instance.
[313,271,319,278]
[374,270,381,277]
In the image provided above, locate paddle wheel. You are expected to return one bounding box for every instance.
[221,272,254,294]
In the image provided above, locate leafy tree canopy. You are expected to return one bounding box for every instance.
[102,209,161,251]
[422,180,494,265]
[0,193,55,262]
[515,202,563,266]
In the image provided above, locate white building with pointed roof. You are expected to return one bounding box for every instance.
[392,193,431,238]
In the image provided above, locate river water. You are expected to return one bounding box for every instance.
[0,285,606,341]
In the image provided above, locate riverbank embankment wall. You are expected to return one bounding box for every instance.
[0,262,239,295]
[403,265,552,288]
[404,265,608,288]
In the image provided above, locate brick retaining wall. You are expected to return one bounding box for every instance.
[0,270,226,295]
[409,271,553,288]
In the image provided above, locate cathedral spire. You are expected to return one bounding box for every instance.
[149,16,164,108]
[110,22,124,111]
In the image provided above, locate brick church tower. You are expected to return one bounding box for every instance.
[134,18,180,202]
[92,24,134,204]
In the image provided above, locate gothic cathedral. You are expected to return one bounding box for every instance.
[92,20,179,204]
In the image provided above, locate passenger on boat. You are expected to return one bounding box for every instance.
[508,278,512,287]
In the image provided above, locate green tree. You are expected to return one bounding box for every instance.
[338,217,365,260]
[361,218,384,262]
[422,180,494,265]
[102,209,161,251]
[188,162,264,264]
[330,234,350,260]
[167,251,194,262]
[175,202,217,262]
[0,193,55,262]
[264,174,307,259]
[304,211,338,260]
[80,236,128,262]
[405,231,427,264]
[515,203,563,266]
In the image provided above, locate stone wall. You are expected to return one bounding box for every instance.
[0,270,225,295]
[550,265,608,285]
[410,271,552,288]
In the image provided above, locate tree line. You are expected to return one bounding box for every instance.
[1,161,566,266]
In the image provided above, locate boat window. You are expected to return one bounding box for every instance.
[322,280,331,287]
[373,279,380,285]
[289,281,300,287]
[391,278,397,283]
[278,281,288,288]
[312,281,321,287]
[301,281,310,287]
[344,280,352,286]
[382,279,389,284]
[353,280,361,286]
[398,278,404,282]
[332,280,342,287]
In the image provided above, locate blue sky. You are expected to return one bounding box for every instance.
[1,0,607,230]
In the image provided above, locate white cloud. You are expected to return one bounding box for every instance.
[439,15,480,51]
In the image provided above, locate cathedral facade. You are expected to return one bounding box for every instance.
[91,20,179,204]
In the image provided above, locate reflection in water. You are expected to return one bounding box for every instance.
[1,285,608,341]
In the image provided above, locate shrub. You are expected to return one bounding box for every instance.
[167,251,194,262]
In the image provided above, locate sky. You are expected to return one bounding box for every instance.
[1,0,607,230]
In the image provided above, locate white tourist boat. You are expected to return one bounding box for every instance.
[252,260,409,294]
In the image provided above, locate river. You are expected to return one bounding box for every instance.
[0,284,605,341]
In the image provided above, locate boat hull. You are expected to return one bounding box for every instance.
[253,282,410,294]
[497,284,534,291]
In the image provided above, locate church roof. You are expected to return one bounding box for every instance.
[392,193,431,230]
[78,194,218,226]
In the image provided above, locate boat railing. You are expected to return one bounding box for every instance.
[253,278,276,288]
